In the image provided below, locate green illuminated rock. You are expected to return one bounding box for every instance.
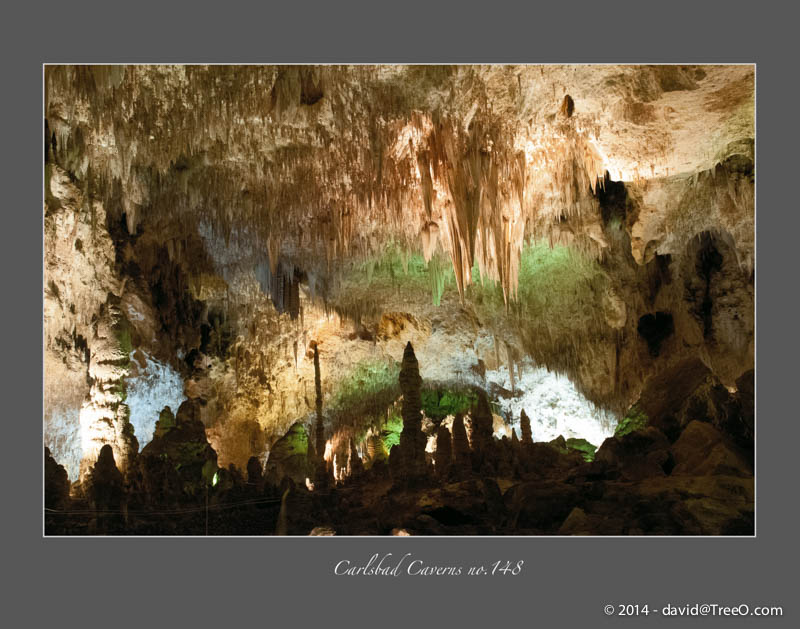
[265,422,314,486]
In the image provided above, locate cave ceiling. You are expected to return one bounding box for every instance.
[45,65,754,295]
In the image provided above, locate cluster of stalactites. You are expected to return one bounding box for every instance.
[45,65,607,305]
[391,101,608,304]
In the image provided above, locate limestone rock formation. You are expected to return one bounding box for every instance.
[671,421,751,477]
[469,391,495,472]
[139,399,218,495]
[153,406,177,440]
[595,427,671,481]
[42,65,754,536]
[78,300,139,480]
[364,434,387,466]
[310,342,331,490]
[264,422,314,486]
[87,444,126,533]
[346,439,364,480]
[451,413,471,474]
[519,409,533,446]
[395,342,427,483]
[505,481,581,531]
[434,424,452,477]
[246,456,264,487]
[44,447,70,510]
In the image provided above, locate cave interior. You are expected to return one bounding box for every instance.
[43,64,755,535]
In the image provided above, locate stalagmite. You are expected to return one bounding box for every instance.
[470,391,495,471]
[451,413,471,473]
[346,438,364,479]
[88,444,125,533]
[44,447,70,510]
[42,65,755,537]
[396,342,427,483]
[509,429,522,475]
[313,342,325,458]
[506,340,516,392]
[311,342,330,489]
[434,424,452,476]
[520,409,534,446]
[246,456,263,487]
[78,300,138,481]
[365,433,386,465]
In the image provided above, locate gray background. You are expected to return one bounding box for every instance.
[8,1,795,626]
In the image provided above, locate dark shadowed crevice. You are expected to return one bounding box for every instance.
[637,312,674,357]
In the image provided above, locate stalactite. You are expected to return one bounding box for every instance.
[44,65,615,305]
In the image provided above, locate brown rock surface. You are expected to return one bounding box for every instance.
[671,421,751,477]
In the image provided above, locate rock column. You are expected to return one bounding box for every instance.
[434,424,452,477]
[311,342,330,488]
[520,409,534,446]
[397,342,427,483]
[470,391,495,471]
[78,300,138,481]
[451,412,471,474]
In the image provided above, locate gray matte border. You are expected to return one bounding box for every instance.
[9,1,796,627]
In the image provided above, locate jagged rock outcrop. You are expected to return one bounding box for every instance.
[264,422,314,486]
[506,481,581,531]
[129,449,183,508]
[44,447,70,510]
[139,399,218,495]
[595,427,672,481]
[671,420,751,477]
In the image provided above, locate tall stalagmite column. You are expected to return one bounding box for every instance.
[470,391,495,471]
[520,409,534,446]
[78,300,138,481]
[434,424,452,477]
[397,342,427,482]
[451,413,471,473]
[312,342,330,488]
[313,342,325,457]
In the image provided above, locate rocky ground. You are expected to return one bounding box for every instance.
[46,345,753,536]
